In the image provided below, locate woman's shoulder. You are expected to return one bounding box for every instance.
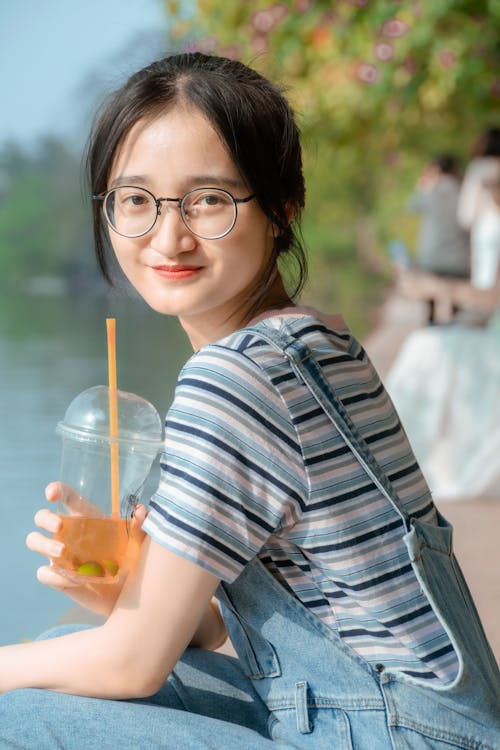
[176,324,286,401]
[201,309,354,363]
[177,308,362,400]
[248,305,349,336]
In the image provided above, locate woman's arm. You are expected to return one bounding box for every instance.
[0,536,224,699]
[26,484,226,649]
[190,597,227,652]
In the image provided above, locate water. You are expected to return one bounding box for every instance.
[0,289,191,645]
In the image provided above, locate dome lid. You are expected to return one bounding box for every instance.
[56,385,163,448]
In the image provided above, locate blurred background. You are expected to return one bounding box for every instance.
[1,1,499,654]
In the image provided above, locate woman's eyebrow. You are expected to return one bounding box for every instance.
[108,174,245,191]
[109,175,149,188]
[186,175,244,190]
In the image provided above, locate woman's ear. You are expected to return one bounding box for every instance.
[266,203,296,244]
[285,202,296,224]
[266,220,277,243]
[269,203,296,237]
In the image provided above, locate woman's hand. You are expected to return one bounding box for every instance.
[25,482,148,617]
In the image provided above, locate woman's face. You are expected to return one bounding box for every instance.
[107,106,276,348]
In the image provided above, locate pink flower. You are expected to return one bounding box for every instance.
[374,42,394,62]
[250,3,289,33]
[252,9,276,34]
[382,18,409,37]
[294,0,313,11]
[357,63,379,84]
[438,49,457,68]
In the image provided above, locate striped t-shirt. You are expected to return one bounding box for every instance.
[144,309,458,685]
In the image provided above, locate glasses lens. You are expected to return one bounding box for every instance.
[104,187,156,237]
[182,188,236,239]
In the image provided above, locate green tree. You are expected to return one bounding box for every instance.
[164,0,500,333]
[0,138,94,289]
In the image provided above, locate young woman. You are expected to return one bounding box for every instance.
[1,53,499,749]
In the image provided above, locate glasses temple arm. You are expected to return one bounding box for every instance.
[234,194,255,204]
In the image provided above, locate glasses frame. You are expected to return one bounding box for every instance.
[93,185,256,240]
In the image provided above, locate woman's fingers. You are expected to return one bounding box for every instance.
[36,565,80,590]
[131,503,147,527]
[26,529,64,560]
[45,481,103,518]
[130,503,147,543]
[34,507,62,533]
[45,481,62,503]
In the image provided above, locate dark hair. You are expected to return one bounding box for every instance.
[472,127,500,158]
[433,154,458,175]
[481,127,500,157]
[86,52,307,304]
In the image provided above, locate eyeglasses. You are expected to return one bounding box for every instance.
[93,186,255,240]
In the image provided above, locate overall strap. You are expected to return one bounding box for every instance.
[251,322,411,531]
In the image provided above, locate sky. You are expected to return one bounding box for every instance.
[0,0,170,150]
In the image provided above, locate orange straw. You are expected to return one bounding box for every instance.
[106,318,120,518]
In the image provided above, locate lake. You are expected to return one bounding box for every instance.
[0,289,192,645]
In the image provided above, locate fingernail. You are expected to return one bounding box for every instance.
[50,542,64,557]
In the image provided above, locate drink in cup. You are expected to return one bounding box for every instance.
[55,516,128,579]
[52,385,163,583]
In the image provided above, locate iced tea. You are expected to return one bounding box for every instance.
[54,516,130,582]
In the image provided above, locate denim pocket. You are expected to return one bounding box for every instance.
[390,723,485,750]
[217,584,281,680]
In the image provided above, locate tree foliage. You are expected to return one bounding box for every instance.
[165,0,500,332]
[0,139,94,289]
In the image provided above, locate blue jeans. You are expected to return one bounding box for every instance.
[0,630,273,749]
[1,549,499,749]
[2,325,499,748]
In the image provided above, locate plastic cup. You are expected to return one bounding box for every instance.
[51,385,163,583]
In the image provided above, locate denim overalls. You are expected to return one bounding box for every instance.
[217,324,500,749]
[1,325,499,749]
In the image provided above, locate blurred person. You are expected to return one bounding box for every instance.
[408,154,469,323]
[458,127,500,290]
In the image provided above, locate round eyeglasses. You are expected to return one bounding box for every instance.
[93,186,255,240]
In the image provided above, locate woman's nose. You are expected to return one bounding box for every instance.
[148,203,196,256]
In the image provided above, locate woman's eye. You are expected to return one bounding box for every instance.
[126,194,148,206]
[200,193,222,206]
[200,192,233,209]
[113,188,150,209]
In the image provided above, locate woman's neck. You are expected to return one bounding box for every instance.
[181,276,293,351]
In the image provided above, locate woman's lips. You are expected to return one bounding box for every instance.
[151,264,202,280]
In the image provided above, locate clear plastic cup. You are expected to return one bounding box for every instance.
[51,385,163,583]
